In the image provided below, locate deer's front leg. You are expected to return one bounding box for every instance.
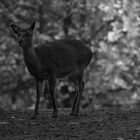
[48,76,58,118]
[74,80,84,116]
[31,80,43,119]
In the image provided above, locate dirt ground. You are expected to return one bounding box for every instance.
[0,107,140,140]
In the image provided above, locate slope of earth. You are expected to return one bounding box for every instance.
[0,107,140,140]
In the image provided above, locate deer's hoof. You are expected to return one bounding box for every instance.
[70,112,74,116]
[71,109,79,116]
[52,113,57,118]
[70,112,79,117]
[73,111,80,117]
[30,116,36,119]
[30,114,37,119]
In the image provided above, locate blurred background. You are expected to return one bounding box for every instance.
[0,0,140,111]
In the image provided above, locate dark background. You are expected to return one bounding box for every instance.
[0,0,140,111]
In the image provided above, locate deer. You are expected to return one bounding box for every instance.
[10,21,92,119]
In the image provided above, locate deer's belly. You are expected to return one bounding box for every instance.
[56,66,77,79]
[27,65,78,81]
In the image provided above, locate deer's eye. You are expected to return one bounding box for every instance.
[17,32,21,37]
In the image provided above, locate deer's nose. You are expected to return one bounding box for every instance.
[18,40,24,46]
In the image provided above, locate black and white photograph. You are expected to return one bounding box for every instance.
[0,0,140,139]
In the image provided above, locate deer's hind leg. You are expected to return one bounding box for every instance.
[48,75,58,118]
[69,70,84,116]
[74,79,84,115]
[69,79,78,116]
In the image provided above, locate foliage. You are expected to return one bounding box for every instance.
[0,0,140,109]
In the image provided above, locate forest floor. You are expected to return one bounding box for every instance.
[0,107,140,140]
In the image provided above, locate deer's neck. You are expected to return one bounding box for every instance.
[23,47,37,67]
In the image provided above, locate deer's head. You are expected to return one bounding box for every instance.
[10,21,35,49]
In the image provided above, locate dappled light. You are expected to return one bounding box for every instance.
[0,0,140,139]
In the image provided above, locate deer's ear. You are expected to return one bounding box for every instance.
[10,24,20,34]
[29,21,35,30]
